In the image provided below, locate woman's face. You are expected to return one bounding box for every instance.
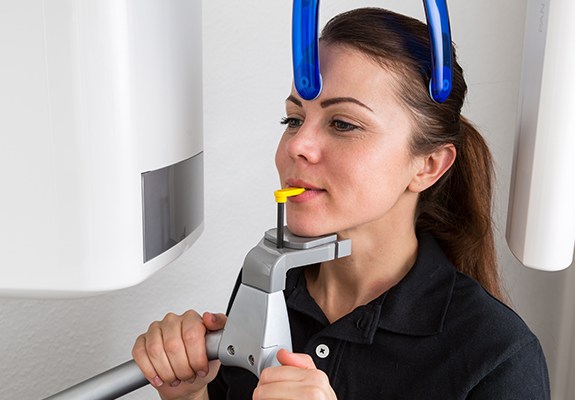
[275,44,423,238]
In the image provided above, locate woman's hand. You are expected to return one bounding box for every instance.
[132,310,226,400]
[253,349,337,400]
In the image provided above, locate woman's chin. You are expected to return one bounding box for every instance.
[286,223,330,238]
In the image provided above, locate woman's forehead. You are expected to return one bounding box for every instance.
[315,46,404,106]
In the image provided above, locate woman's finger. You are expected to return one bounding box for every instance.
[202,311,227,331]
[143,319,179,385]
[161,312,197,383]
[276,349,316,369]
[180,310,210,380]
[132,334,164,387]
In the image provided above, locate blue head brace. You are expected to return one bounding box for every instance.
[292,1,453,103]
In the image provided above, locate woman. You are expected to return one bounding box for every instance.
[133,8,550,399]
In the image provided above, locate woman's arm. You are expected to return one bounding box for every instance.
[466,337,550,399]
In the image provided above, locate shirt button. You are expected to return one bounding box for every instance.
[315,344,330,359]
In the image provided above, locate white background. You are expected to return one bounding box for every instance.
[1,1,574,399]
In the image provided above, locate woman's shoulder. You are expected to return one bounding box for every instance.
[442,266,547,385]
[415,232,535,341]
[447,271,550,396]
[412,232,542,364]
[450,268,534,343]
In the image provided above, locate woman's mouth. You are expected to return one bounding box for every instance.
[286,179,323,191]
[286,180,326,202]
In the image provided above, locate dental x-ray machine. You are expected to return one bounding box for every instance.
[0,1,204,297]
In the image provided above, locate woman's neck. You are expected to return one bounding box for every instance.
[305,223,418,324]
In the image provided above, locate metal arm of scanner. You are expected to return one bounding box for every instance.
[44,217,351,399]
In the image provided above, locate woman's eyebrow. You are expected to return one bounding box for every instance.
[320,97,374,112]
[285,95,373,113]
[286,95,303,107]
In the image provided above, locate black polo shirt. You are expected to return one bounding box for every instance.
[208,233,550,399]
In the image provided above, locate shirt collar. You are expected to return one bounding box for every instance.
[377,232,456,336]
[284,232,456,342]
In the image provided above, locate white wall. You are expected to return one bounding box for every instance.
[0,1,573,399]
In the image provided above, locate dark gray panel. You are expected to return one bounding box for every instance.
[141,153,203,262]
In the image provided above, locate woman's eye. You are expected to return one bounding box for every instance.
[330,119,359,132]
[280,117,303,129]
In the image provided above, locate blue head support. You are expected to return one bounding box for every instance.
[291,0,453,103]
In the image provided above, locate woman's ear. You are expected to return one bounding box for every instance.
[408,144,456,193]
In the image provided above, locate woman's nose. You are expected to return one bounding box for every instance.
[284,123,321,164]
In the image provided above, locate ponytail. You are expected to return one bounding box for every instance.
[415,117,506,302]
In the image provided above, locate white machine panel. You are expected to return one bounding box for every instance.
[0,0,203,296]
[507,0,575,271]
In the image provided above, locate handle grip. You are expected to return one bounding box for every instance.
[43,330,223,400]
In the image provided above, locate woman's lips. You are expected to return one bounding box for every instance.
[288,188,324,203]
[286,179,323,190]
[285,182,326,203]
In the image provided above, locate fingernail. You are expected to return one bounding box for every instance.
[187,376,196,384]
[170,379,181,387]
[197,370,207,378]
[152,376,164,387]
[210,313,217,323]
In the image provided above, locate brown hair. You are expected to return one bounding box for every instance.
[321,8,506,301]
